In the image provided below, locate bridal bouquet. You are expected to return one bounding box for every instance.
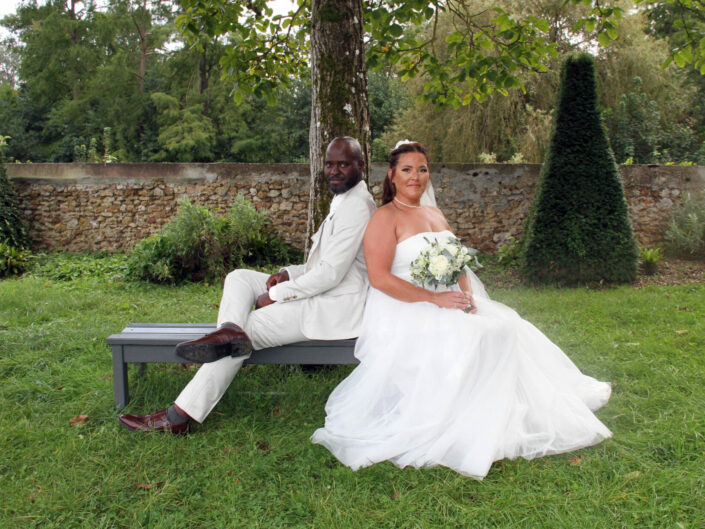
[410,236,481,289]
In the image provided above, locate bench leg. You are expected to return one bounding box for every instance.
[111,345,130,409]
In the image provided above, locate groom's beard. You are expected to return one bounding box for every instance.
[327,172,361,195]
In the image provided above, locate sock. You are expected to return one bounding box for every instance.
[166,405,190,425]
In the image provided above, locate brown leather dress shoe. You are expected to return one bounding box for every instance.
[175,323,253,363]
[118,409,189,435]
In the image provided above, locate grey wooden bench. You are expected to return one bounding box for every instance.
[106,323,358,409]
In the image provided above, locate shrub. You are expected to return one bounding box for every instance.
[127,233,180,283]
[0,162,29,249]
[605,77,662,164]
[496,237,521,268]
[31,252,129,281]
[665,193,705,258]
[521,53,638,285]
[639,247,664,275]
[127,196,302,283]
[0,242,33,277]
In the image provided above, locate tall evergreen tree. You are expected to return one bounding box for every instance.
[520,53,638,285]
[0,154,28,248]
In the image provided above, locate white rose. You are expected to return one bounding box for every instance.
[429,255,450,279]
[441,240,459,256]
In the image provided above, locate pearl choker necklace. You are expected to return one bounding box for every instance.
[394,197,422,209]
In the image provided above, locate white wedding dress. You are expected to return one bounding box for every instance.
[311,230,612,479]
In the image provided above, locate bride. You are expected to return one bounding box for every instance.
[311,141,612,479]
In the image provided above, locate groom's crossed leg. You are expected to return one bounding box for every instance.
[118,268,307,432]
[175,268,307,423]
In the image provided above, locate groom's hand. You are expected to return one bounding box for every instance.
[266,270,290,290]
[255,292,276,310]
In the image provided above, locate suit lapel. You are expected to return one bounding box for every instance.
[306,181,366,265]
[307,221,323,259]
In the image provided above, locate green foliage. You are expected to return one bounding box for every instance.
[367,70,410,140]
[386,5,703,164]
[665,192,705,258]
[0,160,29,248]
[639,246,664,275]
[640,0,705,72]
[1,0,173,162]
[72,128,118,163]
[223,79,311,163]
[603,76,702,164]
[126,233,176,283]
[150,93,216,162]
[177,0,627,110]
[30,251,129,281]
[177,0,310,108]
[521,53,638,285]
[0,84,48,162]
[605,77,662,164]
[1,4,316,164]
[366,2,559,107]
[496,237,521,268]
[0,241,32,277]
[127,195,301,283]
[3,1,704,164]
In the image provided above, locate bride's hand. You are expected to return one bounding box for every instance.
[433,291,476,312]
[463,291,478,314]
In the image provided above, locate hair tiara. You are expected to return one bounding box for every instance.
[393,139,417,150]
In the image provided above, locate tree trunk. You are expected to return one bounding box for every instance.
[69,0,79,100]
[135,0,148,94]
[307,0,370,253]
[199,41,209,95]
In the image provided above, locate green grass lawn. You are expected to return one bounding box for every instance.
[1,269,704,528]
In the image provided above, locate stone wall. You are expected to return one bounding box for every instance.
[7,162,705,253]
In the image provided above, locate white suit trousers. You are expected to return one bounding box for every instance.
[175,269,307,423]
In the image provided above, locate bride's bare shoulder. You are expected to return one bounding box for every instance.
[364,204,400,254]
[366,203,398,234]
[425,205,445,217]
[424,205,451,228]
[369,202,398,222]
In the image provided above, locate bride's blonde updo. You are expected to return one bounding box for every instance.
[382,141,429,205]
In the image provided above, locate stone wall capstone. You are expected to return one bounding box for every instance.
[7,162,705,254]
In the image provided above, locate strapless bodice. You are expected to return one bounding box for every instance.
[391,230,455,282]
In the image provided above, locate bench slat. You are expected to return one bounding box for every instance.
[108,323,358,409]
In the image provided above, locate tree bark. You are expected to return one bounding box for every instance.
[307,0,370,253]
[134,0,148,94]
[69,0,79,100]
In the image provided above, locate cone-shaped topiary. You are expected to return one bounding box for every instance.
[0,161,29,249]
[520,53,638,285]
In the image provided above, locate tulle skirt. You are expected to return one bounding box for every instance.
[311,285,612,479]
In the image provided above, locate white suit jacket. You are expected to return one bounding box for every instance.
[268,180,376,340]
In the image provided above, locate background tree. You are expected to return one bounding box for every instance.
[0,0,176,161]
[640,0,705,72]
[4,1,703,167]
[368,70,410,161]
[176,0,606,237]
[0,37,20,88]
[643,0,705,162]
[520,53,638,285]
[0,137,28,249]
[383,2,703,164]
[306,0,370,240]
[1,2,704,180]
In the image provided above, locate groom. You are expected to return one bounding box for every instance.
[119,137,376,434]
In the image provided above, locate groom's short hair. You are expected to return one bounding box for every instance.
[328,136,363,163]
